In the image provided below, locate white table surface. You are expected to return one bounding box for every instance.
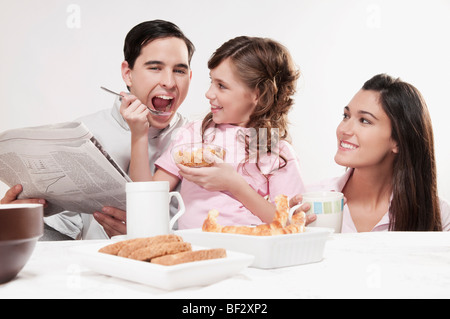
[1,231,449,299]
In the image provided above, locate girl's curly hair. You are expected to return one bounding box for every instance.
[202,36,300,171]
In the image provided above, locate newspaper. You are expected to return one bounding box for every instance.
[0,122,131,216]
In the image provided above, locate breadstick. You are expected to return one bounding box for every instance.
[128,242,192,261]
[151,248,226,266]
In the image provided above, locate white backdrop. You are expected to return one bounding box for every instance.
[1,0,449,201]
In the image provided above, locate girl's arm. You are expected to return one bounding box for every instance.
[120,92,157,182]
[154,168,181,192]
[128,124,181,188]
[129,132,152,181]
[119,92,152,181]
[178,163,276,223]
[228,174,277,223]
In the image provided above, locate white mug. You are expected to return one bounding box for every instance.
[289,191,344,233]
[126,181,185,238]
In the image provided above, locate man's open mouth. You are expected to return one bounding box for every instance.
[151,95,174,112]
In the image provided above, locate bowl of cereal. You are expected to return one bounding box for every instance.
[172,143,226,167]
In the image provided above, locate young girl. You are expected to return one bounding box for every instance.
[295,73,450,232]
[121,36,306,229]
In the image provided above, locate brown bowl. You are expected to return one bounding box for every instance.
[0,204,43,284]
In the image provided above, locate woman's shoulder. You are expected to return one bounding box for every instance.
[306,169,353,192]
[439,197,449,212]
[439,197,450,231]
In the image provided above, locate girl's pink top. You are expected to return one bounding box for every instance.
[156,121,306,229]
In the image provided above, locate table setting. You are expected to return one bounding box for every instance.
[1,231,449,299]
[1,200,450,299]
[1,146,450,299]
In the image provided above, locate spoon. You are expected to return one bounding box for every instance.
[100,86,173,116]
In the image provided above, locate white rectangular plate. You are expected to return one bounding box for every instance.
[176,227,333,269]
[71,242,254,291]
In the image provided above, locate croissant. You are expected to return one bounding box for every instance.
[202,194,305,236]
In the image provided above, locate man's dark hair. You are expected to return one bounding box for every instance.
[123,20,195,69]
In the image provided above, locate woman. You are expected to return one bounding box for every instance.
[295,73,449,232]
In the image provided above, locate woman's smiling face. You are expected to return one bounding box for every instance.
[335,89,398,169]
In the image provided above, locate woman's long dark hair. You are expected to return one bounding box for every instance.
[362,74,441,230]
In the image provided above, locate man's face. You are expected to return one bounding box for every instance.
[122,37,192,129]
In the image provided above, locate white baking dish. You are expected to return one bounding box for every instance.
[176,227,333,269]
[71,243,254,290]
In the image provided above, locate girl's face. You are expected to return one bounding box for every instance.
[205,58,258,127]
[335,89,398,169]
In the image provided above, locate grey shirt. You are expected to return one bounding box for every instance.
[44,97,189,239]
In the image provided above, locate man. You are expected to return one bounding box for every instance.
[1,20,195,239]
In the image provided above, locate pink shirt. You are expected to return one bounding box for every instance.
[155,121,306,229]
[308,169,450,232]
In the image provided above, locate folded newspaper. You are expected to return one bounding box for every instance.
[0,122,131,216]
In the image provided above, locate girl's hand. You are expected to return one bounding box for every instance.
[119,92,150,137]
[177,162,239,192]
[178,160,276,224]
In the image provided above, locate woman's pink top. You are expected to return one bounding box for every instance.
[308,169,450,232]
